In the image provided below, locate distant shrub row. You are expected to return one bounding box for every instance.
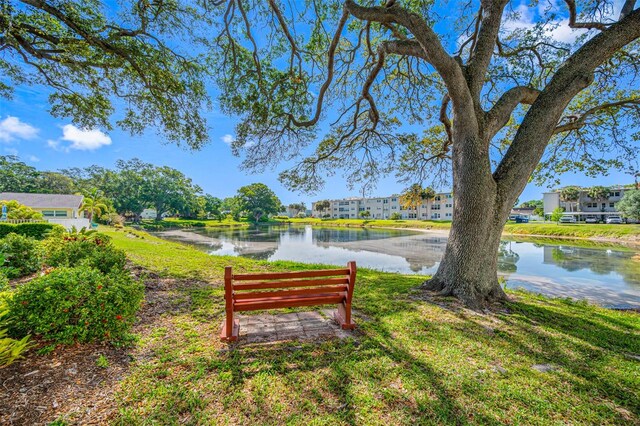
[0,222,62,239]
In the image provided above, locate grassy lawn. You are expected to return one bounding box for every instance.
[503,223,640,240]
[97,228,640,425]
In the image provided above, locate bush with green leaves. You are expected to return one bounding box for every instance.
[390,212,402,220]
[0,222,61,239]
[0,233,43,279]
[44,230,126,274]
[0,292,31,368]
[8,267,144,345]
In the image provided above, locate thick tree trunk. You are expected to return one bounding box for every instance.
[423,127,514,309]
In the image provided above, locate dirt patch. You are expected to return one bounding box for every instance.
[0,266,216,426]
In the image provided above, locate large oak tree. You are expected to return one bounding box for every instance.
[210,0,640,308]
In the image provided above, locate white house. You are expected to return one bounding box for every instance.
[0,192,90,230]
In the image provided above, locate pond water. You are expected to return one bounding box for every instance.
[155,224,640,309]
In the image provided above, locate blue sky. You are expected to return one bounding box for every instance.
[0,0,636,207]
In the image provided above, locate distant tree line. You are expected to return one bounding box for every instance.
[0,155,291,223]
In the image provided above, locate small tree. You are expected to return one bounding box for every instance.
[399,185,436,211]
[314,200,331,216]
[236,183,282,222]
[617,190,640,221]
[288,202,307,216]
[587,186,611,206]
[80,189,109,223]
[559,186,581,213]
[551,207,565,223]
[0,200,43,220]
[359,210,371,219]
[390,212,402,220]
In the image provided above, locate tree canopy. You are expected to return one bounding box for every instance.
[1,0,209,147]
[617,189,640,219]
[235,183,282,222]
[209,0,640,192]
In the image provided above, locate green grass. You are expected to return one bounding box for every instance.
[503,222,640,240]
[101,227,640,425]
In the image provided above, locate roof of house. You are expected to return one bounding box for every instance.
[0,192,83,209]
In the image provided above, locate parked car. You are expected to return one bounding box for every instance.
[584,216,598,224]
[559,215,577,223]
[606,215,623,224]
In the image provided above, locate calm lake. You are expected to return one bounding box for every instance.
[155,224,640,309]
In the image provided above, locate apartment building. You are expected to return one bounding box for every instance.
[542,186,628,219]
[312,192,454,220]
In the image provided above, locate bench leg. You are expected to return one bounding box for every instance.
[334,302,355,330]
[220,315,240,342]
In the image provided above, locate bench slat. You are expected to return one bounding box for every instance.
[233,285,348,300]
[233,277,349,291]
[232,268,350,281]
[234,294,345,311]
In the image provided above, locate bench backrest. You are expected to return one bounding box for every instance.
[225,261,356,306]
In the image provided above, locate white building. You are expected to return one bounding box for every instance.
[543,186,628,220]
[312,192,454,220]
[0,192,90,230]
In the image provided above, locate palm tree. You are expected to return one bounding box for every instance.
[559,186,581,213]
[80,189,109,224]
[400,185,437,217]
[587,186,610,202]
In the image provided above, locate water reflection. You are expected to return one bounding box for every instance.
[155,225,640,308]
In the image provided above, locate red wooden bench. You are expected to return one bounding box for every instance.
[220,261,357,341]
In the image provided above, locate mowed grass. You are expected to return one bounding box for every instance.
[503,222,640,240]
[103,228,640,425]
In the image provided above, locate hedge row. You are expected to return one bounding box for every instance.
[0,223,62,239]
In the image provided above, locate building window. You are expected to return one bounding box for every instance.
[445,203,452,208]
[435,196,441,201]
[42,210,55,217]
[391,198,397,202]
[445,213,452,218]
[609,202,615,208]
[432,205,441,210]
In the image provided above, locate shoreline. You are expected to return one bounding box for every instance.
[149,221,640,248]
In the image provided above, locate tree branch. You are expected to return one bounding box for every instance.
[494,8,640,194]
[485,86,540,139]
[466,0,509,99]
[563,0,609,31]
[344,0,470,108]
[620,0,637,19]
[553,99,640,134]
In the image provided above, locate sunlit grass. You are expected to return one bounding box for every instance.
[103,227,639,425]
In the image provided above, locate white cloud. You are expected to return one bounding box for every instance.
[28,155,40,162]
[60,125,111,151]
[47,124,111,152]
[221,134,235,145]
[0,116,39,142]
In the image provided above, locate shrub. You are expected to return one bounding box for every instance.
[0,222,61,239]
[0,233,43,279]
[0,292,31,368]
[9,267,144,345]
[43,231,126,275]
[0,200,43,220]
[0,273,8,291]
[390,212,402,220]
